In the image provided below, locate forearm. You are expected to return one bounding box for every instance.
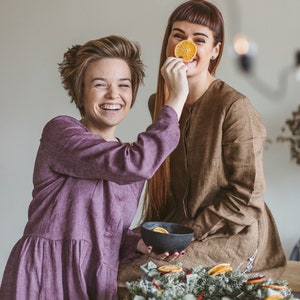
[188,135,266,241]
[187,190,264,241]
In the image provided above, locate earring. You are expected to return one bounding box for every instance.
[211,56,215,60]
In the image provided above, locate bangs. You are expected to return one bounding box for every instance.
[171,2,221,38]
[164,0,224,74]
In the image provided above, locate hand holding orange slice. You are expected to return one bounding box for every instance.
[152,227,169,234]
[174,40,197,62]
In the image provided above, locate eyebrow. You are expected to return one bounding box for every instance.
[91,77,131,83]
[172,27,209,39]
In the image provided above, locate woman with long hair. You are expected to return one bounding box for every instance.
[118,1,286,297]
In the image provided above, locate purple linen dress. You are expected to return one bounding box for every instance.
[0,106,180,300]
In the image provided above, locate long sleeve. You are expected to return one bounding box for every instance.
[117,80,286,283]
[119,229,141,264]
[188,97,266,240]
[33,105,180,189]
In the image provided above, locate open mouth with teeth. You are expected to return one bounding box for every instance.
[100,103,122,111]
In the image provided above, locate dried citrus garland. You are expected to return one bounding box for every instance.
[174,40,197,62]
[126,261,297,300]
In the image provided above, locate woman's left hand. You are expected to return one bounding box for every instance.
[136,238,185,262]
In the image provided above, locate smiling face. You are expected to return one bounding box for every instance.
[166,21,220,81]
[82,58,133,140]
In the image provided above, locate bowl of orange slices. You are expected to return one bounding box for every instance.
[141,221,194,254]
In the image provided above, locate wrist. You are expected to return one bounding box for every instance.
[136,239,145,254]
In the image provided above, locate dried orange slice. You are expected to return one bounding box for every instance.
[174,40,197,62]
[264,294,284,300]
[158,265,183,274]
[152,227,169,234]
[207,263,233,276]
[246,275,266,284]
[262,284,289,290]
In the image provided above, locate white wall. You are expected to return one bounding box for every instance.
[1,0,299,280]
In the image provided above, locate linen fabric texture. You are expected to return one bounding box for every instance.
[118,80,286,298]
[0,106,180,300]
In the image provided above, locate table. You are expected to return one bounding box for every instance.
[280,260,300,296]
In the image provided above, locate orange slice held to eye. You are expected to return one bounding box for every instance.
[207,263,233,276]
[174,40,197,62]
[152,227,169,234]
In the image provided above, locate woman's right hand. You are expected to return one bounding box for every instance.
[161,57,189,119]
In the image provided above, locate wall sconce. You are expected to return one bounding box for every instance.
[228,1,300,165]
[233,34,256,73]
[233,34,300,100]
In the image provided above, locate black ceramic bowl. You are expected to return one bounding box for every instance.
[141,221,194,254]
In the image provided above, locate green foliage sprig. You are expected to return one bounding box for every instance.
[126,262,298,300]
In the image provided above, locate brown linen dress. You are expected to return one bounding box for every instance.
[118,80,286,298]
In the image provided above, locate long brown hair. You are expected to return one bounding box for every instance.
[141,0,224,222]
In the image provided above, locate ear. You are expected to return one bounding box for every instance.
[212,42,221,60]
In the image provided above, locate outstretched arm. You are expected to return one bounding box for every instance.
[161,57,189,119]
